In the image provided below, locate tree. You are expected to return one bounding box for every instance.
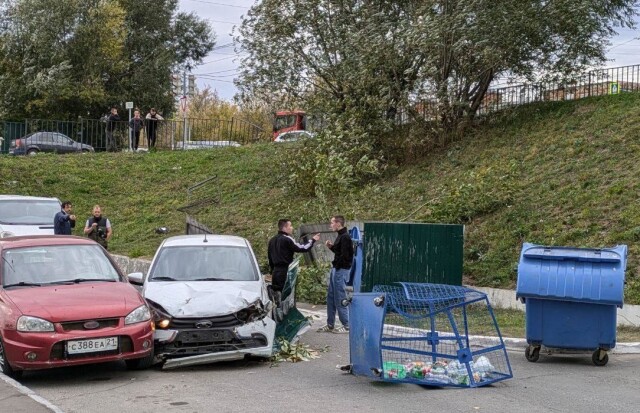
[237,0,637,133]
[0,0,215,119]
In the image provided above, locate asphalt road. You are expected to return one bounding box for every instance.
[19,322,640,413]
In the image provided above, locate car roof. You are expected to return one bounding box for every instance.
[160,234,250,248]
[0,195,61,202]
[0,235,97,250]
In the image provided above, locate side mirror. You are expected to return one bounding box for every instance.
[128,272,144,285]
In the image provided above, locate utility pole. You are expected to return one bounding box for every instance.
[182,71,188,144]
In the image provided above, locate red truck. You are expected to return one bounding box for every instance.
[272,110,306,140]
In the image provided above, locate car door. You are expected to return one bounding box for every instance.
[54,134,76,153]
[31,132,53,153]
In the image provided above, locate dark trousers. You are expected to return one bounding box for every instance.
[271,266,289,292]
[132,130,141,150]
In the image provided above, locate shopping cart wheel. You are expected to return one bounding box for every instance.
[592,349,609,366]
[525,345,540,362]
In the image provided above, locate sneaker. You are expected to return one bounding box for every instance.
[332,325,349,334]
[317,324,334,333]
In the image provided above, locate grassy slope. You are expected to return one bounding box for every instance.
[2,92,640,302]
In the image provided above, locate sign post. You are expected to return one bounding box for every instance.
[125,101,134,151]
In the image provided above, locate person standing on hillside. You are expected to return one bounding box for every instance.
[83,205,112,249]
[268,219,320,294]
[53,201,76,235]
[317,215,353,334]
[129,109,144,151]
[105,107,120,152]
[145,108,164,149]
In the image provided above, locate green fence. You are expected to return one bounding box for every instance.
[360,222,464,292]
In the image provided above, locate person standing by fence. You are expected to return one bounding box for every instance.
[145,108,164,150]
[105,107,120,152]
[129,109,144,151]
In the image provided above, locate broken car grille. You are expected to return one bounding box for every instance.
[159,330,268,356]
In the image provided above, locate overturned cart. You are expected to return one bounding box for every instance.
[346,282,513,387]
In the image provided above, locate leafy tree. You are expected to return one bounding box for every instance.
[0,0,215,119]
[236,0,636,196]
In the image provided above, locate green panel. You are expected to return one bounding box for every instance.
[361,222,464,292]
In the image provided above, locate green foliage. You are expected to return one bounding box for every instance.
[296,263,331,305]
[3,94,640,304]
[0,0,215,119]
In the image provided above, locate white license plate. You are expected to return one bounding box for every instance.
[67,337,118,354]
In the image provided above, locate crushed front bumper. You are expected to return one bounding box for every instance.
[154,317,276,369]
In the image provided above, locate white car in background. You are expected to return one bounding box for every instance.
[0,195,60,238]
[128,234,275,369]
[273,130,315,143]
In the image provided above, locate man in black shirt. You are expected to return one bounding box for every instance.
[317,215,353,334]
[268,219,320,292]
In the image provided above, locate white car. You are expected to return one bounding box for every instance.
[0,195,61,238]
[128,234,275,369]
[273,130,315,143]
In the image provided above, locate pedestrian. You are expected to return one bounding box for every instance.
[83,205,112,249]
[145,108,164,149]
[53,201,76,235]
[317,215,353,334]
[129,109,144,151]
[268,219,320,294]
[105,107,120,152]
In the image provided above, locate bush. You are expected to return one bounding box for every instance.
[296,263,331,305]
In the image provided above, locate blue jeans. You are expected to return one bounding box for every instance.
[326,268,350,328]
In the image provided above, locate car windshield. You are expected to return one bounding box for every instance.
[2,245,120,287]
[0,199,60,225]
[148,245,259,282]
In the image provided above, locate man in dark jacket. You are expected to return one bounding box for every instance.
[83,205,113,249]
[268,219,320,292]
[53,201,76,235]
[105,107,120,152]
[317,215,353,334]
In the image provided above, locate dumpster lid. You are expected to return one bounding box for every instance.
[516,243,627,307]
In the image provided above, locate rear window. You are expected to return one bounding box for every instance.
[0,199,61,225]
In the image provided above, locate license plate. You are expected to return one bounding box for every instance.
[67,337,118,354]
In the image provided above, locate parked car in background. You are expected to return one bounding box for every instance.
[273,130,315,143]
[0,236,155,378]
[9,132,94,155]
[0,195,60,238]
[128,234,275,369]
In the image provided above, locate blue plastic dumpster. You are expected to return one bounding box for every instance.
[516,242,627,366]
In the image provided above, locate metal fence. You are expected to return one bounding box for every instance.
[0,117,267,154]
[398,64,640,123]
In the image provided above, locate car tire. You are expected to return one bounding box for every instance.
[81,149,91,154]
[27,148,38,156]
[0,336,23,380]
[125,349,155,370]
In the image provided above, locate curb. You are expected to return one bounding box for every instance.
[298,308,640,354]
[0,373,64,413]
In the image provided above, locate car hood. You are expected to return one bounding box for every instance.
[0,223,55,236]
[144,281,264,317]
[6,282,142,322]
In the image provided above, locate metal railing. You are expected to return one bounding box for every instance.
[396,63,640,123]
[0,117,268,154]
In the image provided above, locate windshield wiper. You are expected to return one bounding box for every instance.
[4,282,42,288]
[150,276,178,281]
[192,277,233,281]
[51,278,117,284]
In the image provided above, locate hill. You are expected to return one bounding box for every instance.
[2,92,640,303]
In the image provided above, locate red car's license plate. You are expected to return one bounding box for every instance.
[67,337,118,354]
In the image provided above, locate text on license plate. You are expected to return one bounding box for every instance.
[67,337,118,354]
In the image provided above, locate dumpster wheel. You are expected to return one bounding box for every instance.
[525,345,540,362]
[592,349,609,366]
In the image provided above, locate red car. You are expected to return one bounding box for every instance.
[0,236,154,378]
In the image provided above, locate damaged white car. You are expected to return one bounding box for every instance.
[128,234,275,369]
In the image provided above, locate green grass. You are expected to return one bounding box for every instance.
[2,92,640,303]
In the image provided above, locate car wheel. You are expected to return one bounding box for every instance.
[27,148,38,156]
[125,348,155,370]
[81,149,91,154]
[0,336,23,379]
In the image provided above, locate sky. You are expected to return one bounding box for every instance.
[178,0,640,102]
